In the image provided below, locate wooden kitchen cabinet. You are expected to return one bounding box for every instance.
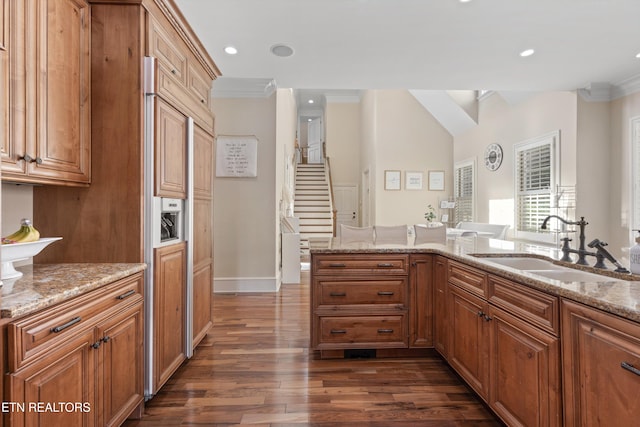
[311,253,410,356]
[191,123,214,348]
[409,254,433,348]
[562,299,640,426]
[153,242,187,391]
[448,281,490,399]
[433,256,448,357]
[155,98,187,198]
[446,261,561,425]
[6,272,144,427]
[3,0,91,185]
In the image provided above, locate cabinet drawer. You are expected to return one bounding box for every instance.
[315,278,407,307]
[488,275,559,335]
[314,277,407,308]
[313,254,409,275]
[7,273,143,370]
[448,261,487,297]
[149,18,187,86]
[317,315,407,348]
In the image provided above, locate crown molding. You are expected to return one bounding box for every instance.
[611,73,640,100]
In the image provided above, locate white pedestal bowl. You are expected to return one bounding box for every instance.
[1,237,63,280]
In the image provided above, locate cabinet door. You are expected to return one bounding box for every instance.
[154,242,187,391]
[155,98,187,198]
[433,256,448,357]
[8,328,96,427]
[448,284,490,400]
[3,0,90,184]
[489,306,561,427]
[409,254,433,348]
[97,301,144,427]
[562,300,640,426]
[191,123,213,348]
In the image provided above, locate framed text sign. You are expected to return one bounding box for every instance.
[216,135,258,177]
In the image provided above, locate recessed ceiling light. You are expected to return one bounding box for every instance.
[459,0,472,3]
[308,118,312,122]
[308,99,314,104]
[520,49,535,57]
[224,46,238,55]
[636,52,640,59]
[271,44,294,57]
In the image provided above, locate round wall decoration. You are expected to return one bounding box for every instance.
[484,143,503,171]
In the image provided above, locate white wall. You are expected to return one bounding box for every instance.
[212,95,279,292]
[2,183,34,265]
[454,92,578,238]
[610,91,640,262]
[325,101,361,186]
[370,90,453,226]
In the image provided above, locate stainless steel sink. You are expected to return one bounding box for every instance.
[475,255,620,282]
[478,256,565,271]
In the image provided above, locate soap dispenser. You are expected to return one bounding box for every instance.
[630,230,640,274]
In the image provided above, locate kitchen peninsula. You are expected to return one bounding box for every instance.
[310,236,640,426]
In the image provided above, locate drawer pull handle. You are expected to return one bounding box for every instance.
[330,329,347,334]
[478,311,485,317]
[330,292,347,297]
[51,316,82,333]
[117,290,136,300]
[329,263,346,268]
[91,340,102,349]
[377,263,394,268]
[377,291,394,296]
[102,335,111,344]
[621,362,640,376]
[377,329,394,334]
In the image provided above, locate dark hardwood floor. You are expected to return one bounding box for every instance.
[123,271,502,426]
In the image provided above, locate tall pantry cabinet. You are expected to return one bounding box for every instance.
[31,0,218,392]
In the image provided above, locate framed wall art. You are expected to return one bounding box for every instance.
[384,170,401,190]
[428,170,445,191]
[405,171,423,190]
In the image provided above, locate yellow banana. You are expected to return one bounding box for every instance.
[2,219,40,244]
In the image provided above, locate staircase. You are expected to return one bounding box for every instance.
[294,163,334,253]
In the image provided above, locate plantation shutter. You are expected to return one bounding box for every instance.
[454,163,473,223]
[516,143,551,232]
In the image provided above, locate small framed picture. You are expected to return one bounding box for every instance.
[441,214,449,222]
[428,170,445,191]
[440,200,449,209]
[405,171,423,190]
[384,170,401,190]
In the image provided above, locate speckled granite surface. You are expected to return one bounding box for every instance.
[1,263,147,318]
[310,237,640,323]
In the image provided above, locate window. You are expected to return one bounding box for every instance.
[514,131,559,243]
[454,159,475,224]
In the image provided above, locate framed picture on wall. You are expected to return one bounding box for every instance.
[384,170,401,190]
[428,170,445,191]
[405,171,423,190]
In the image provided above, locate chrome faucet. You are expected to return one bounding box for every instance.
[540,215,591,265]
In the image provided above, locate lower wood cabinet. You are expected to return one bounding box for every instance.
[446,260,561,426]
[409,254,433,348]
[561,299,640,426]
[433,256,448,357]
[153,242,187,391]
[5,272,144,427]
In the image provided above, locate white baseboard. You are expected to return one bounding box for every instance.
[214,276,281,293]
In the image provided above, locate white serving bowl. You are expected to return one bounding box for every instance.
[1,237,63,280]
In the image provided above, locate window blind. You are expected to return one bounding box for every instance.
[454,163,473,223]
[516,143,552,233]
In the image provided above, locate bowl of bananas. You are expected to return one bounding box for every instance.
[1,219,62,280]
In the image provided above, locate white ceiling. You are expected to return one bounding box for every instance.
[174,0,640,95]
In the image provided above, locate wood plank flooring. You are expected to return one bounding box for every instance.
[123,271,502,426]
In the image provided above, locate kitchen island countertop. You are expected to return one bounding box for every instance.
[309,236,640,323]
[1,263,147,319]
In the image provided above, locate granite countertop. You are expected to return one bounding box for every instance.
[1,263,147,319]
[309,236,640,323]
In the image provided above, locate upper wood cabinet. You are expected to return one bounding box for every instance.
[155,97,187,198]
[3,0,91,186]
